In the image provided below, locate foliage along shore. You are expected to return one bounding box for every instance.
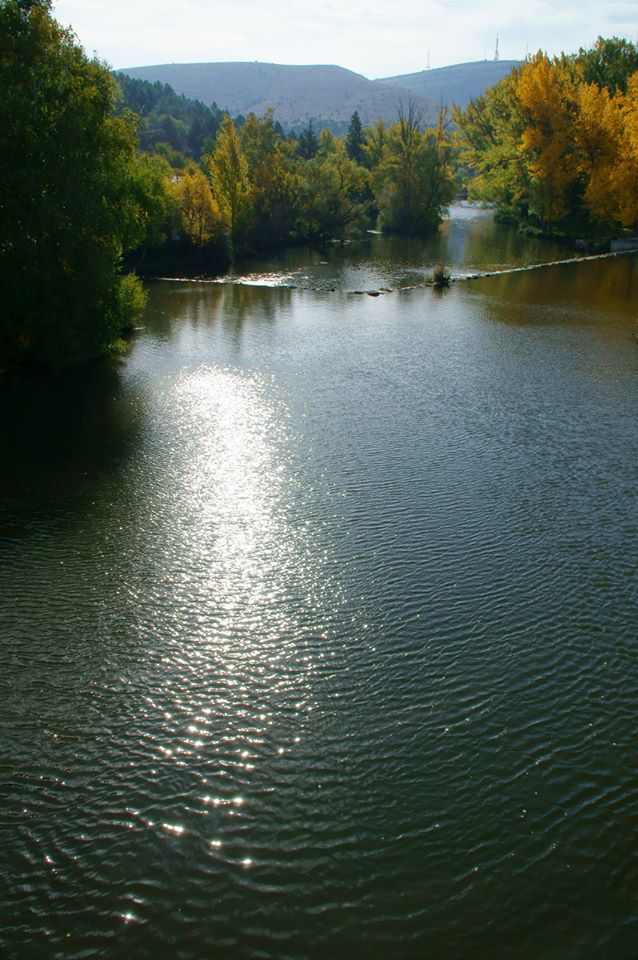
[2,0,638,370]
[453,37,638,239]
[1,0,456,369]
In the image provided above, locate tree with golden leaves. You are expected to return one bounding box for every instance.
[176,169,222,246]
[455,38,638,234]
[206,116,253,248]
[516,54,580,224]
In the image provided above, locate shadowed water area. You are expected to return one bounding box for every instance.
[1,207,638,959]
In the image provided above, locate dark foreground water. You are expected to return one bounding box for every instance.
[1,216,638,959]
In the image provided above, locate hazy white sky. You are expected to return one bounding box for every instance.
[52,0,637,78]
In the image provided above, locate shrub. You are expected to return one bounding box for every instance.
[431,264,451,287]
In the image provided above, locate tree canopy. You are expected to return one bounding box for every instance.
[454,38,638,234]
[374,104,455,236]
[0,0,160,366]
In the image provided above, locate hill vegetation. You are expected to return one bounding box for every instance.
[115,73,225,162]
[118,59,525,132]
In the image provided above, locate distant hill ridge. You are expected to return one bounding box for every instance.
[376,60,521,109]
[118,59,520,130]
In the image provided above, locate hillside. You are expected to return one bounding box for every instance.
[115,74,223,159]
[118,62,439,130]
[377,60,521,109]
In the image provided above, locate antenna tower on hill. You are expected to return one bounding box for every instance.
[494,34,500,61]
[427,48,430,70]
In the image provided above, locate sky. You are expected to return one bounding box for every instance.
[51,0,637,78]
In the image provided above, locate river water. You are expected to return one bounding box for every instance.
[1,207,637,959]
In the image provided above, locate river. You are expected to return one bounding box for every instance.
[1,206,637,959]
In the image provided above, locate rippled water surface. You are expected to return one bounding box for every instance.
[1,220,638,959]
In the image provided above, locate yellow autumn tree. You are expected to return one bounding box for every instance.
[575,71,638,228]
[457,40,638,232]
[516,54,580,223]
[575,82,622,224]
[618,72,638,226]
[206,116,253,247]
[176,169,223,246]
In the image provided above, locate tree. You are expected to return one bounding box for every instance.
[375,104,455,235]
[175,169,222,246]
[240,111,299,248]
[206,115,253,248]
[516,54,581,223]
[317,128,337,157]
[297,120,319,159]
[0,0,154,366]
[455,41,638,233]
[346,110,365,164]
[576,74,638,228]
[362,119,386,170]
[297,141,370,241]
[453,66,530,223]
[574,36,638,95]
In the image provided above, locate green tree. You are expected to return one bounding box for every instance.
[573,36,638,95]
[346,110,365,164]
[362,119,386,169]
[0,0,153,366]
[126,153,175,249]
[297,120,319,159]
[453,66,530,223]
[297,141,370,241]
[240,111,299,248]
[375,104,455,235]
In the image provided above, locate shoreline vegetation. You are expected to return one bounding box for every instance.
[453,38,638,238]
[2,1,638,369]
